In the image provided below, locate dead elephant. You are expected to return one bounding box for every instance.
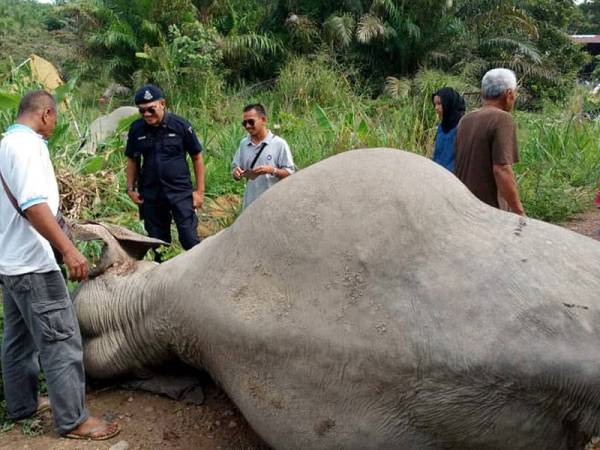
[74,148,600,450]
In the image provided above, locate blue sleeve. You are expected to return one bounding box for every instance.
[183,124,202,156]
[432,130,442,163]
[125,125,138,158]
[432,126,457,172]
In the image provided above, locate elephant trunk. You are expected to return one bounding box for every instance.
[74,262,171,378]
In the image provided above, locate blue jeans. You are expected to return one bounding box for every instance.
[0,271,89,434]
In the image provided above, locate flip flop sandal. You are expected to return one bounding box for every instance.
[63,422,121,441]
[34,397,51,415]
[15,397,51,423]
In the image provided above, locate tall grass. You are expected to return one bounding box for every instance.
[516,112,600,222]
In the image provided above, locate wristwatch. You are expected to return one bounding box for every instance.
[272,167,277,176]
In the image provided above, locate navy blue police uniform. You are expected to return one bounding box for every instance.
[125,112,202,250]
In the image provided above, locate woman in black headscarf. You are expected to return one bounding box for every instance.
[431,87,465,172]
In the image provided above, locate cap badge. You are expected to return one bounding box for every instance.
[143,90,153,101]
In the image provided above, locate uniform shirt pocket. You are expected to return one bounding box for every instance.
[138,137,155,157]
[31,297,76,341]
[163,134,183,158]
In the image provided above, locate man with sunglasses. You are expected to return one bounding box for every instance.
[125,85,204,257]
[232,104,295,210]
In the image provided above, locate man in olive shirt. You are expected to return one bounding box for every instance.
[455,68,524,216]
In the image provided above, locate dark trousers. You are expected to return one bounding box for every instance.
[142,194,200,250]
[0,271,89,435]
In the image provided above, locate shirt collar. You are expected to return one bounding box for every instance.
[143,112,173,131]
[4,124,47,143]
[160,112,172,128]
[247,130,273,147]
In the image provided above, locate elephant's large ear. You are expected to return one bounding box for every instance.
[72,221,167,277]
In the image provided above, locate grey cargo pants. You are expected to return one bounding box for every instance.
[0,271,89,434]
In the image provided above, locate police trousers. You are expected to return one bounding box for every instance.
[141,193,200,250]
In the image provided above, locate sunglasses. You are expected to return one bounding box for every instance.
[241,119,256,127]
[139,106,158,115]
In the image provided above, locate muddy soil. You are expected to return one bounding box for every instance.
[1,207,599,450]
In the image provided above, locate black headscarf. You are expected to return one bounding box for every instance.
[432,87,466,133]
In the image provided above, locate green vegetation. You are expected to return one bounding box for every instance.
[516,105,600,222]
[1,58,599,233]
[0,0,588,101]
[0,0,597,246]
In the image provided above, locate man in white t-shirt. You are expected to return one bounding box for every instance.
[231,103,295,209]
[0,91,119,440]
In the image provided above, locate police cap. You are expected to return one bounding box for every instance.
[134,84,164,105]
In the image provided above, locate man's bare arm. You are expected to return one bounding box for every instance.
[25,203,88,281]
[126,157,138,191]
[191,153,205,195]
[126,157,143,204]
[191,153,205,208]
[493,164,525,216]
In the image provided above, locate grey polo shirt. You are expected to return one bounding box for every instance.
[231,131,295,209]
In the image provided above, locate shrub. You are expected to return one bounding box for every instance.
[275,54,356,112]
[516,112,600,222]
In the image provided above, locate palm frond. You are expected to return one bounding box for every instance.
[285,13,320,49]
[469,6,538,40]
[501,7,538,40]
[384,76,410,99]
[401,19,421,41]
[221,33,282,65]
[323,14,355,48]
[426,51,453,66]
[370,0,401,24]
[480,37,541,64]
[489,57,558,83]
[356,14,386,44]
[140,19,161,41]
[104,30,138,52]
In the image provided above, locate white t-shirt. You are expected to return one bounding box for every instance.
[0,124,59,275]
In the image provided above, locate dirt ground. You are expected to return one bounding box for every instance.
[562,207,600,240]
[1,207,599,450]
[0,379,268,450]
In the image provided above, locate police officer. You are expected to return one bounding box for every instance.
[125,85,204,256]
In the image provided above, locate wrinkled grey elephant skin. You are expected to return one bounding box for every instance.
[74,148,600,450]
